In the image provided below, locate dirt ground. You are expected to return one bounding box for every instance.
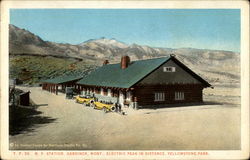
[9,86,241,150]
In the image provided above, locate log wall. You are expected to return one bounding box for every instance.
[133,84,204,106]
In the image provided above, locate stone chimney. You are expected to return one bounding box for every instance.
[103,60,109,65]
[121,56,130,69]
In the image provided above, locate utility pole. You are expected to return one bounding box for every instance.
[11,78,16,107]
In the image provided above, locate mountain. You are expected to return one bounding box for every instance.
[9,24,92,60]
[9,24,240,84]
[9,25,47,47]
[79,37,128,48]
[8,24,174,61]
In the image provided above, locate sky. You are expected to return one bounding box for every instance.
[10,9,240,52]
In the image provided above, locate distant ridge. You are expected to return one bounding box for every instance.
[9,24,238,60]
[9,24,240,84]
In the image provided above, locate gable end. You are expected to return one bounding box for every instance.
[170,56,211,87]
[133,56,211,87]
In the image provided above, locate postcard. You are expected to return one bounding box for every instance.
[1,0,249,159]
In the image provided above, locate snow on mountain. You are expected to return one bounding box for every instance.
[79,37,128,48]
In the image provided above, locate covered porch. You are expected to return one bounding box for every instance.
[76,84,138,109]
[41,75,83,95]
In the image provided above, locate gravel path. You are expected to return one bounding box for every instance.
[9,87,241,150]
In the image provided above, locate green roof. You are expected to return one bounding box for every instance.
[42,74,83,84]
[77,56,170,88]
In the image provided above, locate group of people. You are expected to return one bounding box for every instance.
[114,102,122,112]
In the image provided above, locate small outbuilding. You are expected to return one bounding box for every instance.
[19,91,30,106]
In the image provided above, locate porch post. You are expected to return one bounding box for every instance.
[56,85,58,95]
[52,85,54,93]
[49,84,51,92]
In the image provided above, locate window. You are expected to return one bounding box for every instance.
[154,92,165,101]
[175,92,184,100]
[163,67,176,72]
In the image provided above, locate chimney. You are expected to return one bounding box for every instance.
[103,60,109,65]
[121,56,130,69]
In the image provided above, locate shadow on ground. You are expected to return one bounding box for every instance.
[139,101,223,110]
[9,105,56,136]
[33,104,48,108]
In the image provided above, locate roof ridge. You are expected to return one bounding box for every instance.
[133,56,169,62]
[106,56,170,66]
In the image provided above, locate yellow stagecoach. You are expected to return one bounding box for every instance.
[92,101,116,113]
[75,95,94,106]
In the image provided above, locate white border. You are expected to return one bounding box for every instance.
[1,1,249,159]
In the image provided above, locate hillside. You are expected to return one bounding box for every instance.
[9,24,240,85]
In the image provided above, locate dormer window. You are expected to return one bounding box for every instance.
[163,67,176,72]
